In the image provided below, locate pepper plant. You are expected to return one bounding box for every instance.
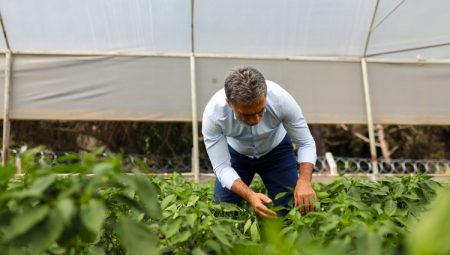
[0,149,445,255]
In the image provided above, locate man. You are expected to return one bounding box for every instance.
[202,66,317,218]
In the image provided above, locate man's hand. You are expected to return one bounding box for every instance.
[231,178,276,219]
[248,192,277,219]
[295,162,317,214]
[294,180,317,214]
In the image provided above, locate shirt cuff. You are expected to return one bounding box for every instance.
[215,166,240,190]
[297,148,317,165]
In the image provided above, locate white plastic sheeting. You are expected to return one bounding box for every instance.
[368,63,450,124]
[368,0,450,57]
[7,55,191,120]
[0,0,449,124]
[196,58,366,123]
[0,0,191,52]
[195,0,374,56]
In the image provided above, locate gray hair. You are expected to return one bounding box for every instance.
[224,66,267,105]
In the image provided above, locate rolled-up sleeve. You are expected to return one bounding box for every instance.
[202,112,240,189]
[279,90,317,165]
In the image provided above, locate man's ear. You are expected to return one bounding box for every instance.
[226,98,233,109]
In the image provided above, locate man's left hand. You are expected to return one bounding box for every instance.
[294,180,317,214]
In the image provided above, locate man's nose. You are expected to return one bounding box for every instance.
[248,115,260,126]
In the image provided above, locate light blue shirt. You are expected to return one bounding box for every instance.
[202,80,317,190]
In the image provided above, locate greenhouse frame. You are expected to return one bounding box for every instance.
[0,0,449,181]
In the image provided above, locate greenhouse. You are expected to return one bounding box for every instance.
[0,0,449,254]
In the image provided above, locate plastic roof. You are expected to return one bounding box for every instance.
[0,0,448,124]
[0,0,448,57]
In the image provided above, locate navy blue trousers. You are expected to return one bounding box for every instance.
[214,135,299,212]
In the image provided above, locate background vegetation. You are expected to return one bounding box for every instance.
[6,121,450,161]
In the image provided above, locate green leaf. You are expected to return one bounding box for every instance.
[161,194,176,209]
[116,216,159,255]
[92,162,114,175]
[313,201,321,210]
[403,193,420,200]
[163,218,182,239]
[171,230,191,244]
[341,178,351,189]
[280,226,295,236]
[56,198,76,226]
[218,202,241,212]
[211,226,231,247]
[88,246,105,255]
[133,174,161,219]
[393,183,405,197]
[317,192,330,198]
[319,215,340,234]
[250,221,260,242]
[185,214,197,227]
[192,247,208,255]
[356,229,382,255]
[372,203,383,215]
[80,199,107,235]
[243,219,252,234]
[8,175,58,199]
[113,194,146,214]
[205,240,221,253]
[384,199,397,216]
[20,209,64,255]
[274,192,288,201]
[3,205,50,242]
[0,164,16,187]
[187,195,200,206]
[409,188,450,255]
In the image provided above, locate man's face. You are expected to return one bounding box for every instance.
[227,96,266,126]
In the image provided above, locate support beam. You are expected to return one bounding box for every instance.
[364,0,381,56]
[370,0,405,33]
[2,50,449,65]
[361,58,379,175]
[195,53,360,62]
[190,0,200,182]
[6,50,190,58]
[190,53,200,183]
[2,51,12,166]
[366,41,450,58]
[366,58,450,64]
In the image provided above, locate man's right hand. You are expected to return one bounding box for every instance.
[231,178,277,219]
[248,192,277,218]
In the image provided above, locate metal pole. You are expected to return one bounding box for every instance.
[367,41,450,58]
[7,50,191,58]
[370,0,405,33]
[3,50,450,65]
[367,58,450,64]
[2,51,12,166]
[190,54,200,182]
[364,0,380,56]
[195,53,360,62]
[361,58,379,175]
[190,0,200,182]
[361,0,380,177]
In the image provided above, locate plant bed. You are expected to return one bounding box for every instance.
[0,150,448,255]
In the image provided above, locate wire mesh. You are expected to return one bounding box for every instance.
[4,150,449,175]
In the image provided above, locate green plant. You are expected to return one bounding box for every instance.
[0,149,444,255]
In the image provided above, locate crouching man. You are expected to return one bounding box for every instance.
[202,66,317,218]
